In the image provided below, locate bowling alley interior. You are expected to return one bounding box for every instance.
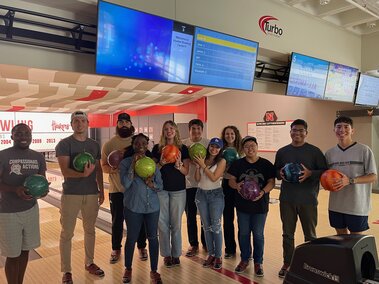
[1,0,379,283]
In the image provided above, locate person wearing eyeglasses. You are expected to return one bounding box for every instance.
[274,119,327,278]
[55,111,105,284]
[228,136,275,277]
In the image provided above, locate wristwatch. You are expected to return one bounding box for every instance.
[349,178,355,185]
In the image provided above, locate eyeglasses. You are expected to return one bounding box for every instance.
[291,129,306,133]
[243,145,257,149]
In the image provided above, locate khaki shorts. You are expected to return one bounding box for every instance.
[0,204,40,257]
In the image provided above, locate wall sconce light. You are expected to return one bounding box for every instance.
[367,21,377,28]
[320,0,331,5]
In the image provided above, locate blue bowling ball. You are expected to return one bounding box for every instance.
[282,163,303,183]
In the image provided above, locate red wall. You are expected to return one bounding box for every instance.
[89,97,207,128]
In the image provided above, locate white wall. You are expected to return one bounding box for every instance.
[207,91,367,163]
[176,0,361,67]
[362,31,379,72]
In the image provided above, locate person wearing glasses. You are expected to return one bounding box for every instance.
[274,119,327,278]
[228,136,275,277]
[56,111,105,284]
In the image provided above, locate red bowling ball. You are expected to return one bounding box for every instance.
[162,144,179,163]
[320,169,344,192]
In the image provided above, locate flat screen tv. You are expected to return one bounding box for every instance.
[354,74,379,107]
[96,1,194,84]
[323,62,358,102]
[189,27,259,91]
[286,52,329,99]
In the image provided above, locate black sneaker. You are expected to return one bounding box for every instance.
[163,256,172,268]
[202,255,215,268]
[234,261,249,274]
[254,263,264,277]
[172,257,180,266]
[224,252,235,259]
[278,264,289,278]
[213,257,222,270]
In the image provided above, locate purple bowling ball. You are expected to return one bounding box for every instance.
[240,179,261,201]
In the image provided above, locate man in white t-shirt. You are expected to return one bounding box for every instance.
[325,116,377,235]
[182,119,209,256]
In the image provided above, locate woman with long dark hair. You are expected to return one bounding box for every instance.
[193,138,226,269]
[220,126,242,259]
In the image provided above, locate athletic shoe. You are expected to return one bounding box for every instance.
[234,261,249,274]
[254,263,264,277]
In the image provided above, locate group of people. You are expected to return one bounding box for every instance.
[0,112,377,284]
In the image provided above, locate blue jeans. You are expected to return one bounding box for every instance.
[123,208,160,271]
[237,210,267,264]
[157,190,186,258]
[195,188,224,258]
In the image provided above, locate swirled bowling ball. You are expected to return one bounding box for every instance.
[282,163,303,183]
[135,156,156,178]
[239,179,261,201]
[73,152,95,172]
[107,150,124,168]
[189,143,207,160]
[23,174,49,198]
[320,169,344,192]
[223,147,239,164]
[162,145,179,163]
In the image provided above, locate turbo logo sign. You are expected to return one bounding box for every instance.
[259,15,283,36]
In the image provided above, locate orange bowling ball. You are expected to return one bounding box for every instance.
[320,169,344,192]
[162,145,179,163]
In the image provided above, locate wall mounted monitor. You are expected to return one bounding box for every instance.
[354,74,379,107]
[286,52,329,99]
[189,27,259,91]
[96,1,194,84]
[323,62,359,103]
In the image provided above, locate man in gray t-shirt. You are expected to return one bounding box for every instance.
[0,123,47,284]
[55,111,105,283]
[325,116,377,235]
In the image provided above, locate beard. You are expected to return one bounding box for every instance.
[117,126,134,138]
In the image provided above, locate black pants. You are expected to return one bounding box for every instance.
[185,187,206,248]
[109,192,146,250]
[222,179,236,254]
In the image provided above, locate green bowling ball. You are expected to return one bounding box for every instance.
[73,152,95,172]
[135,156,156,179]
[23,174,49,198]
[223,147,240,164]
[189,143,207,160]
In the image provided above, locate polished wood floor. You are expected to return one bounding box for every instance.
[2,165,379,283]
